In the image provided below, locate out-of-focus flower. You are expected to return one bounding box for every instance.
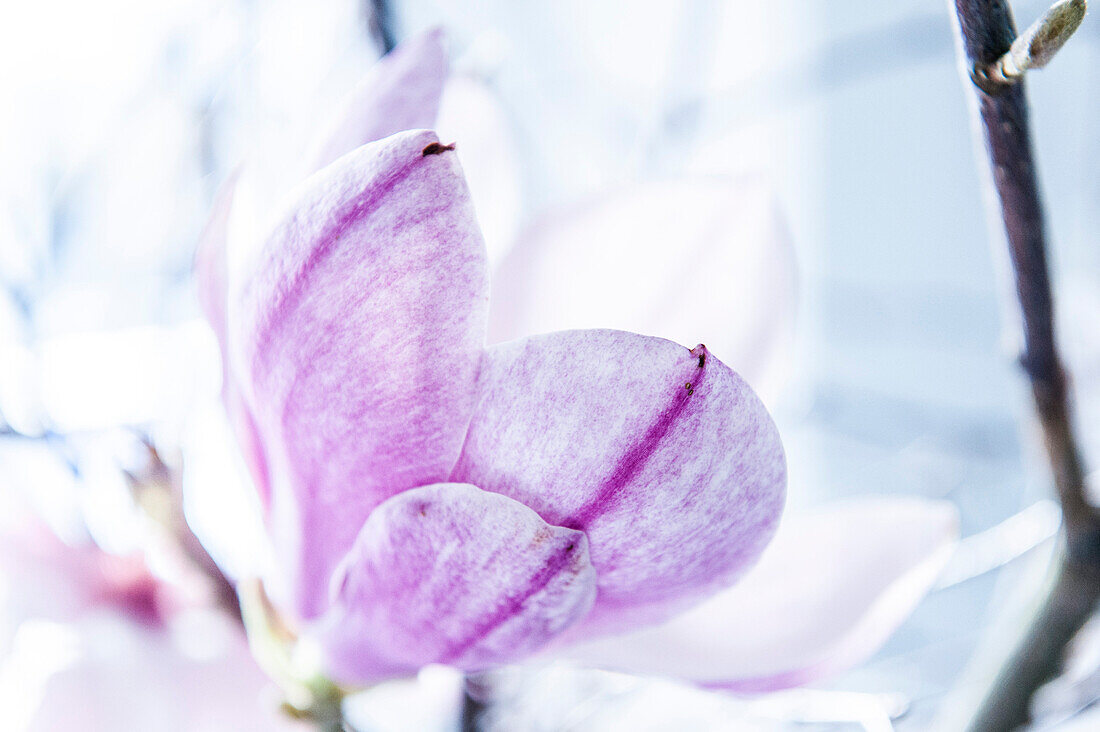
[197,31,784,687]
[193,29,958,697]
[0,446,297,732]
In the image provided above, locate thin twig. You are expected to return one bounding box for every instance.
[460,672,496,732]
[972,0,1087,91]
[948,1,1096,730]
[460,688,488,732]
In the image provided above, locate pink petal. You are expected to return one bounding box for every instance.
[237,130,488,619]
[557,496,959,691]
[487,179,797,399]
[305,28,447,174]
[316,483,596,684]
[450,329,785,638]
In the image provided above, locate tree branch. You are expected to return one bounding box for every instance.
[948,1,1096,729]
[365,0,397,56]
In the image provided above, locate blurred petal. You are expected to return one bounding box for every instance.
[558,496,959,691]
[488,179,797,399]
[0,455,287,732]
[436,74,523,266]
[193,172,272,509]
[0,496,105,632]
[317,483,596,684]
[306,28,447,174]
[11,614,294,732]
[194,171,240,352]
[451,329,785,637]
[237,130,488,618]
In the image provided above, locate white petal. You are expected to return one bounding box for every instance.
[436,74,523,267]
[488,178,797,401]
[557,496,959,691]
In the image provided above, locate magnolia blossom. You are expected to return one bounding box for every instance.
[194,29,957,692]
[197,35,785,686]
[200,123,785,681]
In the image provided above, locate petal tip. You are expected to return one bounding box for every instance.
[690,343,708,368]
[421,141,457,157]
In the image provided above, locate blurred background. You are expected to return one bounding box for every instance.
[0,0,1098,729]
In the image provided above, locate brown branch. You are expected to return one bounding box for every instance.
[949,1,1097,730]
[364,0,397,56]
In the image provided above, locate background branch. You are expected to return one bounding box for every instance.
[949,1,1096,729]
[365,0,397,56]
